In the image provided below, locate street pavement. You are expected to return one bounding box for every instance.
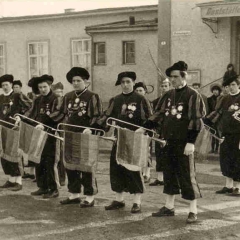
[0,152,240,240]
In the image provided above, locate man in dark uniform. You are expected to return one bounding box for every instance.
[208,75,240,195]
[17,75,60,198]
[96,71,152,213]
[145,61,205,223]
[149,78,170,186]
[0,74,31,191]
[57,67,102,207]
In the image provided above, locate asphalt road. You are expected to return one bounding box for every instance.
[0,153,240,240]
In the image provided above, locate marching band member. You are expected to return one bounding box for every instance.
[0,74,31,191]
[149,78,170,186]
[134,82,152,183]
[97,71,152,213]
[208,75,240,195]
[17,75,60,198]
[58,67,102,207]
[145,61,205,223]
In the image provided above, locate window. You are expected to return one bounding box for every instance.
[123,41,135,64]
[94,42,106,65]
[72,39,91,71]
[28,41,49,78]
[0,44,6,76]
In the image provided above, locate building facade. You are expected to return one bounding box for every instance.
[0,5,158,103]
[158,0,234,95]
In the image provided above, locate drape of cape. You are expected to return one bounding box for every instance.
[116,128,151,171]
[19,122,48,164]
[63,131,99,173]
[150,85,206,143]
[0,91,32,124]
[53,89,103,127]
[1,125,22,163]
[97,91,153,131]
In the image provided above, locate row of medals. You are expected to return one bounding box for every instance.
[230,104,239,111]
[165,105,183,119]
[3,100,13,115]
[68,97,87,117]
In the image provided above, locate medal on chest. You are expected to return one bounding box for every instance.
[171,107,177,115]
[75,98,80,104]
[9,100,13,106]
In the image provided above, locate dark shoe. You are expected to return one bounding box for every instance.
[144,176,150,183]
[229,188,240,196]
[9,183,22,191]
[32,179,37,183]
[80,200,94,208]
[186,212,197,224]
[22,173,35,179]
[0,181,16,189]
[60,198,81,205]
[31,188,48,196]
[105,201,125,210]
[131,203,141,213]
[43,190,59,199]
[152,206,175,217]
[149,179,164,186]
[216,187,233,194]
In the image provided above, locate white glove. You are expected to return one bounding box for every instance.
[35,124,44,131]
[83,128,92,135]
[184,143,195,156]
[135,128,145,134]
[14,116,21,126]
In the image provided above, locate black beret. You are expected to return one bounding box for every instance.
[166,61,188,77]
[0,74,14,87]
[66,67,90,83]
[222,75,239,87]
[29,75,54,94]
[134,82,147,91]
[210,83,222,93]
[52,82,64,90]
[115,71,136,86]
[13,80,22,87]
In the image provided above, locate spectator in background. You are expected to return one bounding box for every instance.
[207,84,222,153]
[192,82,209,115]
[223,63,237,83]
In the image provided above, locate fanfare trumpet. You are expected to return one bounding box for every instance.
[106,117,166,146]
[204,124,224,144]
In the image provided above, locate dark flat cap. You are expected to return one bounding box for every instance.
[134,82,147,91]
[13,80,22,87]
[52,82,64,90]
[29,75,54,94]
[210,83,222,93]
[166,61,188,77]
[115,71,136,86]
[222,75,239,87]
[66,67,90,83]
[0,74,14,87]
[192,82,201,87]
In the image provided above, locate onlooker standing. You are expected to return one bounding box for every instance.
[207,84,222,153]
[223,63,237,83]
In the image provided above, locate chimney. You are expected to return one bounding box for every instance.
[64,8,75,13]
[129,16,135,25]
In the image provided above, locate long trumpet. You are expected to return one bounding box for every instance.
[0,119,15,127]
[106,117,166,145]
[204,124,224,143]
[11,114,64,141]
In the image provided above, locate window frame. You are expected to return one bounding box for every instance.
[0,42,6,76]
[94,42,106,65]
[122,41,136,65]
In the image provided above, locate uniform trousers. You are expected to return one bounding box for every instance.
[163,140,201,200]
[66,169,97,195]
[1,158,23,177]
[155,142,165,172]
[110,144,144,194]
[220,134,240,182]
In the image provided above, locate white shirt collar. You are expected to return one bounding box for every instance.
[3,89,13,96]
[230,90,240,96]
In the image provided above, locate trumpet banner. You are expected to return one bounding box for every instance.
[194,127,212,160]
[63,131,99,172]
[116,128,151,171]
[19,122,48,164]
[1,125,22,162]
